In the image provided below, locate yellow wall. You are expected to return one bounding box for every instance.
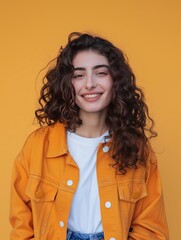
[1,0,180,239]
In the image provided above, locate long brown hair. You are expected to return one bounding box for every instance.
[35,32,157,174]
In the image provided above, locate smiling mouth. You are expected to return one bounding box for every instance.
[82,93,102,99]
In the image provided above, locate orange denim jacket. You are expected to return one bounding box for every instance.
[10,122,169,240]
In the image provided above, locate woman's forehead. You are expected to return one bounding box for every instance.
[72,50,109,68]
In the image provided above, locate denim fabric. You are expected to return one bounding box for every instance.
[66,229,104,240]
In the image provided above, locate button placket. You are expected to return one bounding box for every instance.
[67,180,73,186]
[103,145,110,153]
[105,201,112,208]
[59,221,64,227]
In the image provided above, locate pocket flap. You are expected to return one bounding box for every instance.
[118,180,147,203]
[25,177,58,202]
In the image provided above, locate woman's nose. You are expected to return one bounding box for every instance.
[85,74,97,90]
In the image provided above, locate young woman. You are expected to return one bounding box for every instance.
[10,32,169,240]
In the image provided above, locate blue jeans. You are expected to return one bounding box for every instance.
[66,229,104,240]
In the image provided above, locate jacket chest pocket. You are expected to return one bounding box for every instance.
[117,180,147,203]
[25,177,58,237]
[116,179,147,227]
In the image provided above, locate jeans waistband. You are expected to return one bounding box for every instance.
[66,229,104,240]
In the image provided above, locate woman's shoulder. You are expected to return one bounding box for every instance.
[14,122,66,169]
[23,122,65,148]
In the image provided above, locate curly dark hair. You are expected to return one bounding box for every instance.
[35,32,157,174]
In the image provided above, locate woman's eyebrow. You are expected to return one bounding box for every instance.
[74,64,110,71]
[93,64,110,70]
[73,67,85,71]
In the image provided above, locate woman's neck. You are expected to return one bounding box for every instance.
[75,111,108,138]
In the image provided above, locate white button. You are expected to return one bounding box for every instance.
[59,221,64,227]
[103,145,110,153]
[109,238,116,240]
[105,201,112,208]
[67,180,73,186]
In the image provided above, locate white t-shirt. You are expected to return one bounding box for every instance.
[67,130,109,233]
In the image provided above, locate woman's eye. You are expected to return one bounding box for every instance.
[96,71,107,76]
[73,74,84,79]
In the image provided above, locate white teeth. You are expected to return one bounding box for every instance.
[83,94,100,99]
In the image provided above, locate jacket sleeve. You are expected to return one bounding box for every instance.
[10,138,34,240]
[128,151,169,240]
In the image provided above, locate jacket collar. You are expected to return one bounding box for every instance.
[44,122,112,158]
[45,122,68,158]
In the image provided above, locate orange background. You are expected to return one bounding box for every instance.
[0,1,180,239]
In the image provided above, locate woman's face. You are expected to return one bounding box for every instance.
[71,50,113,117]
